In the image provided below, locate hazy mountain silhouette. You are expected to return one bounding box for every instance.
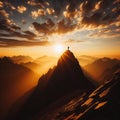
[38,69,120,120]
[10,55,33,64]
[22,62,40,74]
[0,57,38,120]
[15,50,95,120]
[20,55,57,75]
[78,55,97,66]
[34,55,57,65]
[84,57,120,83]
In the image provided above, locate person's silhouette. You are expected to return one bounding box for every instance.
[68,46,69,50]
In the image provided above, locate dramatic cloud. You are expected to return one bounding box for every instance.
[0,19,37,40]
[63,4,79,19]
[94,1,101,10]
[46,8,55,15]
[17,6,27,13]
[32,18,55,34]
[27,0,44,8]
[32,18,77,35]
[0,1,3,7]
[0,38,50,47]
[0,0,120,47]
[57,19,76,34]
[31,9,45,19]
[27,0,39,6]
[80,0,120,28]
[0,19,19,32]
[0,10,9,18]
[30,0,120,35]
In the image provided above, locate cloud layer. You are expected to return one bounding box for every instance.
[0,0,120,47]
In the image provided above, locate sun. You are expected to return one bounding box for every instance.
[54,44,63,54]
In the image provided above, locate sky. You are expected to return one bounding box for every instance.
[0,0,120,58]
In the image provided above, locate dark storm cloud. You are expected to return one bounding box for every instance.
[0,38,50,47]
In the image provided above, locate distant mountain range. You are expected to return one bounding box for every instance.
[10,55,57,75]
[84,57,120,83]
[78,55,97,66]
[9,54,98,73]
[10,55,33,64]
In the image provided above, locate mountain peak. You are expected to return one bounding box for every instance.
[0,56,13,64]
[58,50,79,66]
[16,50,95,119]
[61,50,74,58]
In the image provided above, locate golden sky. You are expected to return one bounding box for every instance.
[0,0,120,58]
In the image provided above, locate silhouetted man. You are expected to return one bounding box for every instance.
[68,46,69,50]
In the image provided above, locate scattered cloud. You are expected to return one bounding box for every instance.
[0,0,120,47]
[0,10,9,18]
[65,39,83,44]
[27,0,44,8]
[17,6,27,13]
[32,18,55,34]
[27,0,38,6]
[89,27,120,38]
[31,9,45,19]
[46,8,55,15]
[0,1,3,8]
[94,1,101,10]
[63,4,79,19]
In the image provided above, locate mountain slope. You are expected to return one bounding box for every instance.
[0,57,38,120]
[38,69,120,120]
[16,50,95,120]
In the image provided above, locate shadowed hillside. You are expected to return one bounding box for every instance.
[0,57,38,120]
[38,69,120,120]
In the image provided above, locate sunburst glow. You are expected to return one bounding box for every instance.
[54,44,63,54]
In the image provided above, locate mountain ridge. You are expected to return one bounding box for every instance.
[15,50,95,120]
